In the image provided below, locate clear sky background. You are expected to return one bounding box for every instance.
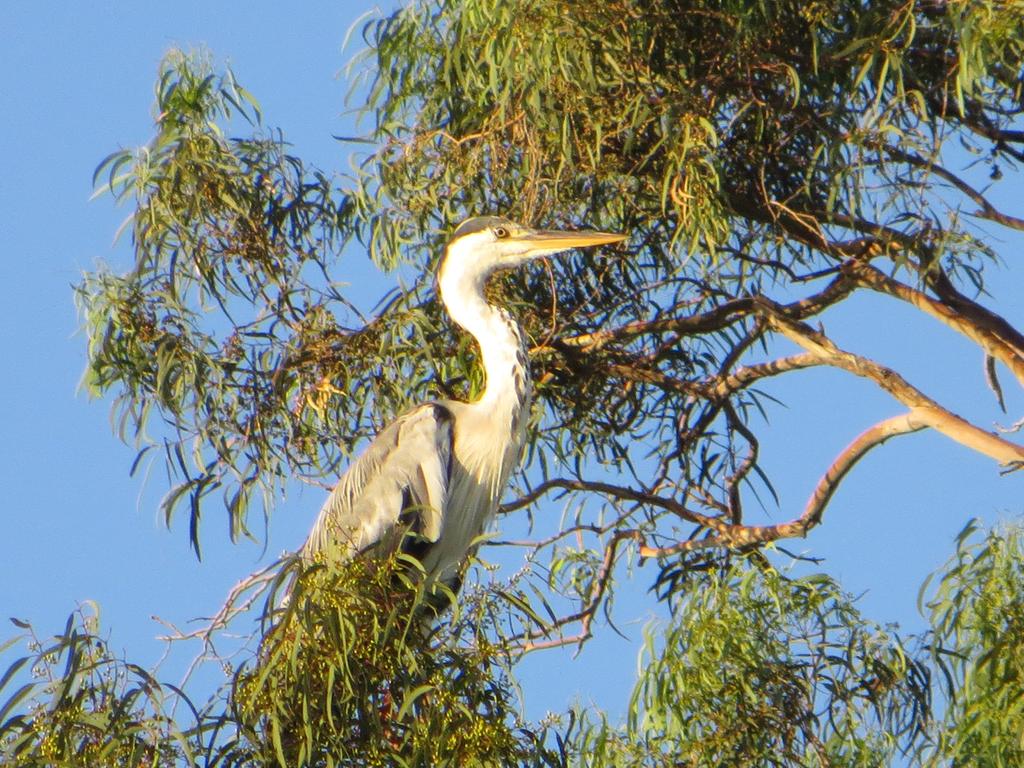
[3,1,1023,723]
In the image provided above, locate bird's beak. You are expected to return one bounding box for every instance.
[521,229,627,251]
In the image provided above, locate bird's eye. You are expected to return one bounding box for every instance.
[493,226,509,239]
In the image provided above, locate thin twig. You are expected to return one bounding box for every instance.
[519,529,645,653]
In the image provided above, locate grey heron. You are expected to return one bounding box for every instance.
[301,216,625,596]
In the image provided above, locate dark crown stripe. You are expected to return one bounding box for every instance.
[452,216,512,239]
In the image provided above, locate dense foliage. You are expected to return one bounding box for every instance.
[1,556,556,767]
[5,524,1024,765]
[7,0,1024,764]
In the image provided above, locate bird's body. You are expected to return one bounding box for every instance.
[301,216,624,592]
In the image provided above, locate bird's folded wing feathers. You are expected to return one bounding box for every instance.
[301,403,454,563]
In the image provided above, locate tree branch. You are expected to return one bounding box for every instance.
[558,273,855,354]
[763,309,1024,465]
[501,476,729,534]
[558,297,758,352]
[639,413,929,557]
[845,261,1024,386]
[519,528,644,653]
[884,146,1024,231]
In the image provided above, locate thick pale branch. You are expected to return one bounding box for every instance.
[929,268,1024,371]
[801,412,927,525]
[764,311,1024,465]
[845,261,1024,386]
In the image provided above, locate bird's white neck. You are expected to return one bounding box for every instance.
[438,263,531,425]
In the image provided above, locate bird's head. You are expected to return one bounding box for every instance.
[439,216,626,297]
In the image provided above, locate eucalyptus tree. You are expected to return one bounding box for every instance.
[4,0,1024,765]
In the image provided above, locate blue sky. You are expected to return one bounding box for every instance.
[3,1,1023,723]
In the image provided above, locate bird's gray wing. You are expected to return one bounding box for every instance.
[301,402,454,564]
